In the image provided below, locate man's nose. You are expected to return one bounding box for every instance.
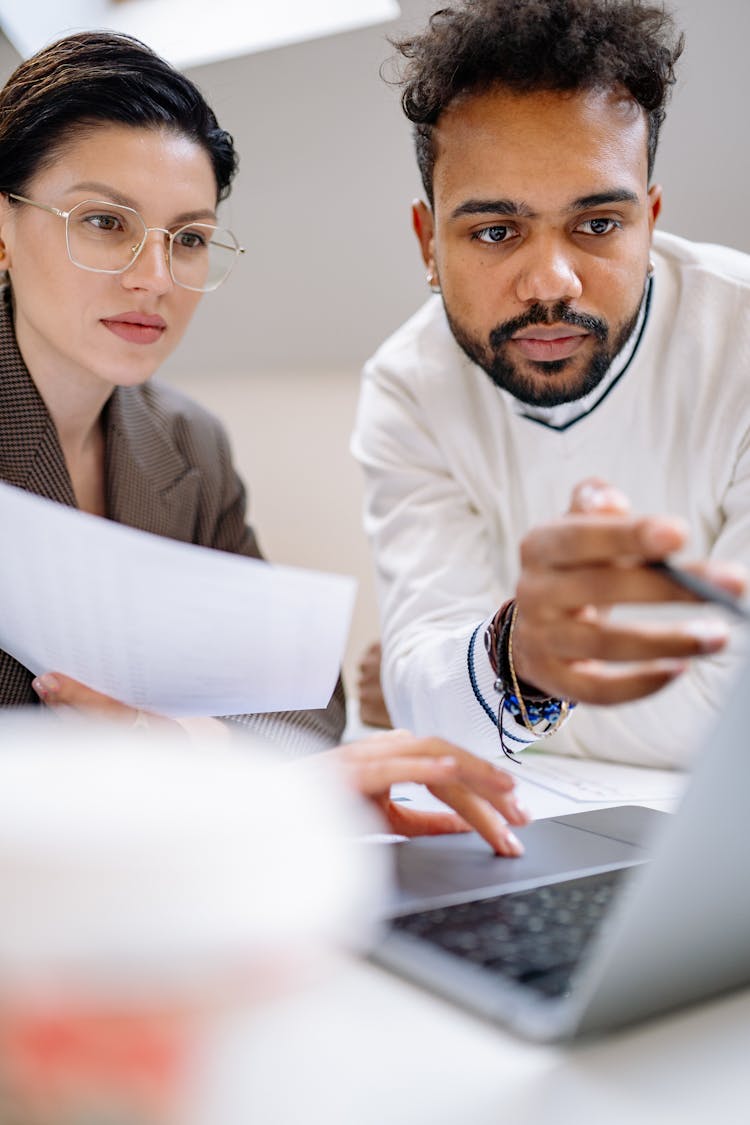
[514,235,583,305]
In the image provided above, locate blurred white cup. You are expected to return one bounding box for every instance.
[0,712,387,1124]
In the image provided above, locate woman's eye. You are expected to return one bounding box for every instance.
[578,217,621,236]
[84,213,122,232]
[473,225,516,245]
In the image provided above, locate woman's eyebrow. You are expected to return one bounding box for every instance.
[66,182,217,223]
[67,181,133,206]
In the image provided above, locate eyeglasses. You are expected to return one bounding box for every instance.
[7,193,245,293]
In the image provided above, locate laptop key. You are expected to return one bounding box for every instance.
[391,868,632,996]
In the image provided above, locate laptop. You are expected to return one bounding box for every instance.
[371,662,750,1041]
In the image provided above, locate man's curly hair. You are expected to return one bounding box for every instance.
[391,0,684,205]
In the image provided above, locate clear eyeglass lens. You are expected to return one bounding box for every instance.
[66,201,146,272]
[65,201,239,292]
[170,223,239,292]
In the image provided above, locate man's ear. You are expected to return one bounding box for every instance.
[411,199,436,276]
[647,183,663,232]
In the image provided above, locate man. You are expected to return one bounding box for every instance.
[352,0,750,767]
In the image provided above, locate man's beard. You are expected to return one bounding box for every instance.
[444,295,645,408]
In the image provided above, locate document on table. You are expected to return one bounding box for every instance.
[375,752,687,840]
[0,481,356,717]
[501,750,688,805]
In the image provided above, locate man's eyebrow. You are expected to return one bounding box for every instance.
[568,190,640,211]
[449,190,641,222]
[450,198,536,220]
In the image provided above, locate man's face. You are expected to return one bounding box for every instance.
[414,86,661,406]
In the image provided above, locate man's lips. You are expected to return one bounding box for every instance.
[100,313,167,345]
[511,326,589,362]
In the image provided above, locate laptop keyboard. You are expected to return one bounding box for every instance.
[390,867,632,998]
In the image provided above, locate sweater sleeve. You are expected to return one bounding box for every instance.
[352,353,557,763]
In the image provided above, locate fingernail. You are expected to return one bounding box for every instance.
[507,797,532,824]
[683,619,730,653]
[32,673,60,697]
[640,519,687,555]
[703,562,748,594]
[578,482,628,512]
[503,831,524,857]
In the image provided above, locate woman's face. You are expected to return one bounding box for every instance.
[0,124,219,392]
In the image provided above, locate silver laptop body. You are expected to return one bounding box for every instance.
[372,666,750,1041]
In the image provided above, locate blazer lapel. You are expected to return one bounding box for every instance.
[105,383,201,541]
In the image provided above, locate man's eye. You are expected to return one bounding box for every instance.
[473,225,515,244]
[578,218,621,236]
[175,230,207,250]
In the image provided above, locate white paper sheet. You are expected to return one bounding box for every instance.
[0,481,355,717]
[501,750,688,805]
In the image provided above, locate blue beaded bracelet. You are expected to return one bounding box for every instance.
[502,690,575,726]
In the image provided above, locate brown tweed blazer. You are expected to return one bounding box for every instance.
[0,290,345,750]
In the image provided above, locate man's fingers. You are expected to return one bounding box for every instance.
[521,514,687,570]
[543,659,687,706]
[530,615,729,663]
[568,478,631,516]
[518,561,739,614]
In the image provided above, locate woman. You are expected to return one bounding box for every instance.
[0,31,528,855]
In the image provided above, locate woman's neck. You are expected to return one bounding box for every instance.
[13,311,111,514]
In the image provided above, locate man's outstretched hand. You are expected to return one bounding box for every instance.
[510,478,745,705]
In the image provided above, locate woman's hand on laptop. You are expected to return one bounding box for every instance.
[32,676,530,855]
[320,730,530,856]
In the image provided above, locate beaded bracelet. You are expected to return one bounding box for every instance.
[506,603,571,734]
[483,600,574,757]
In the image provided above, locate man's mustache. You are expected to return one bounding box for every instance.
[489,302,608,348]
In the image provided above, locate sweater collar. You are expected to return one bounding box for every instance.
[506,277,653,432]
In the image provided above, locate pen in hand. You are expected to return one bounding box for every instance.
[649,560,750,622]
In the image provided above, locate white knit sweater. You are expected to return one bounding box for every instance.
[352,231,750,768]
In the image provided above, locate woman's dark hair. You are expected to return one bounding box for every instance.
[391,0,684,204]
[0,31,237,200]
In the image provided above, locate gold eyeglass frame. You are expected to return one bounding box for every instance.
[6,192,245,293]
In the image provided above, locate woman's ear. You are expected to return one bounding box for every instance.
[0,196,13,270]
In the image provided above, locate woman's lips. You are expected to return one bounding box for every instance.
[101,314,166,346]
[511,330,588,363]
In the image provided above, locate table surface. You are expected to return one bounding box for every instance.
[185,728,749,1124]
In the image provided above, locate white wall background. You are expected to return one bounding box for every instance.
[1,0,747,686]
